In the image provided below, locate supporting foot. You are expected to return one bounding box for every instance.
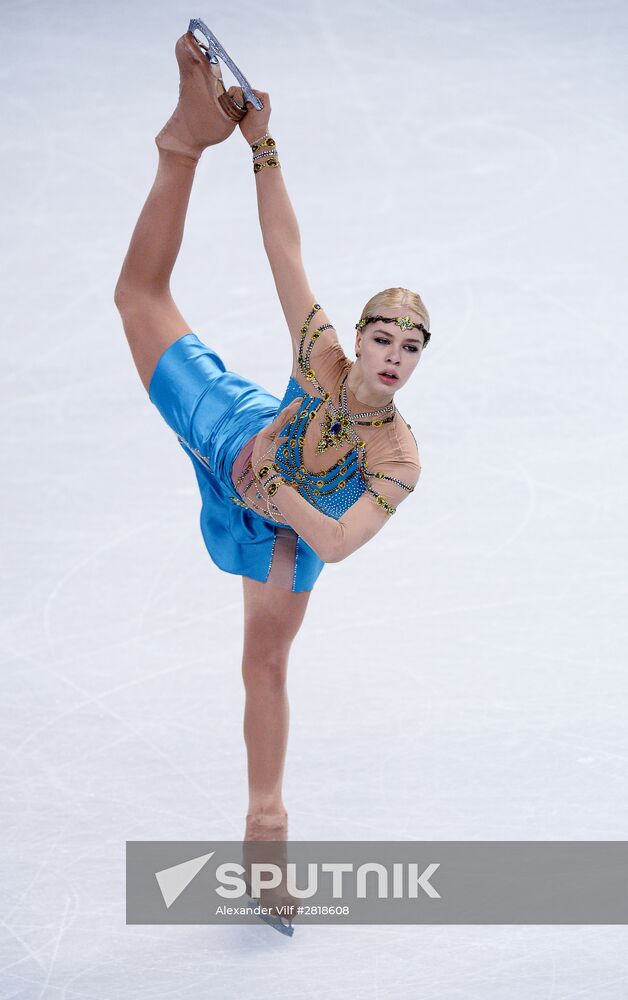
[242,811,295,934]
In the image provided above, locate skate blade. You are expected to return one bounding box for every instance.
[247,894,295,937]
[188,17,264,111]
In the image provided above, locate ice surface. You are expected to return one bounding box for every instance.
[1,0,627,995]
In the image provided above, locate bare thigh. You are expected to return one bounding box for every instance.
[242,575,312,660]
[115,289,193,393]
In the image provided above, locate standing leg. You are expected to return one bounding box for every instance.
[240,576,311,920]
[241,576,311,829]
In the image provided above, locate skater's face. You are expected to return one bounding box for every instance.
[355,308,425,396]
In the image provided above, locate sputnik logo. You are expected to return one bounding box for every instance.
[155,852,215,908]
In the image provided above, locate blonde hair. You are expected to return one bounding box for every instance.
[357,287,431,347]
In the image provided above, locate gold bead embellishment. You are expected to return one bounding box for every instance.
[250,134,277,152]
[253,156,281,174]
[305,368,315,381]
[258,466,270,477]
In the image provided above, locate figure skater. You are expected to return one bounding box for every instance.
[114,19,431,935]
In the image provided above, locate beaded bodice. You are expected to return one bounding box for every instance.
[272,372,367,518]
[230,303,419,524]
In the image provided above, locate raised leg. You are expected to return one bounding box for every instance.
[114,29,244,392]
[114,150,197,392]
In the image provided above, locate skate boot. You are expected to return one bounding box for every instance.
[242,812,296,937]
[155,19,260,160]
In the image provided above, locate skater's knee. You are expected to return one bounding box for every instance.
[242,651,289,692]
[113,278,135,313]
[114,286,189,339]
[114,279,152,314]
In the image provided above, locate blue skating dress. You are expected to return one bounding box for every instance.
[148,303,420,593]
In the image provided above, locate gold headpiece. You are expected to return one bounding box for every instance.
[355,314,431,347]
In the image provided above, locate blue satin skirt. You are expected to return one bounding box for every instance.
[147,333,326,592]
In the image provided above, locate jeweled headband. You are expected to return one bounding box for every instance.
[355,314,431,347]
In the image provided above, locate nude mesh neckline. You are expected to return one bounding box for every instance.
[343,365,395,412]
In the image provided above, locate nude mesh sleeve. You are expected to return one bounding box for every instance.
[313,459,422,562]
[361,458,422,516]
[256,455,422,567]
[292,302,351,398]
[327,460,421,561]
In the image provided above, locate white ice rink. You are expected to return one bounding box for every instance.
[2,0,628,994]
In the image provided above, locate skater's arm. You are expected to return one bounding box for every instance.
[239,92,335,351]
[254,159,339,359]
[264,484,395,563]
[255,170,313,342]
[255,154,301,253]
[241,91,301,251]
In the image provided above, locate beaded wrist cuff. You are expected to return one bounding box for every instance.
[252,470,283,504]
[250,134,276,152]
[253,155,281,174]
[251,134,280,173]
[265,477,283,497]
[253,147,278,160]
